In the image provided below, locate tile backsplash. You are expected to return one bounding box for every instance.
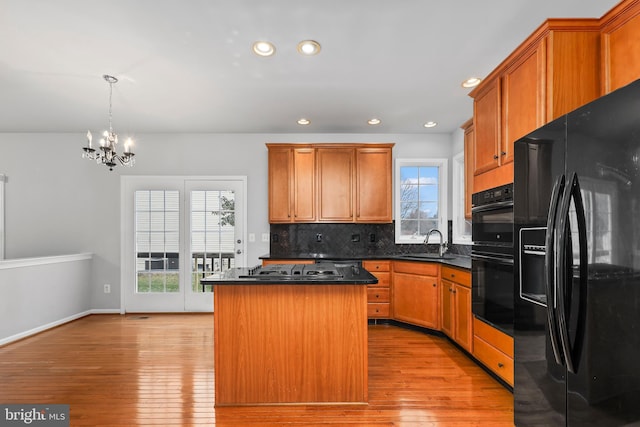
[269,221,471,258]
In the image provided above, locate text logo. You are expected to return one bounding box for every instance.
[0,405,69,427]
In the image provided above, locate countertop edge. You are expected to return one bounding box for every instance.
[260,254,471,270]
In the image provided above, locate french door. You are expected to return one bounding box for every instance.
[121,176,246,312]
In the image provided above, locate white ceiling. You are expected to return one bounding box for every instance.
[0,0,620,135]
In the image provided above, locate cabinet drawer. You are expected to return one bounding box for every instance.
[441,266,471,287]
[474,317,513,357]
[367,271,390,288]
[363,260,390,272]
[473,336,514,386]
[367,288,390,303]
[367,303,390,318]
[393,261,439,276]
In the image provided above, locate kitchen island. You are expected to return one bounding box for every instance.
[202,263,377,406]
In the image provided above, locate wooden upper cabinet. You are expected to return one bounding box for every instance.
[267,145,315,223]
[501,43,545,164]
[268,147,293,222]
[601,0,640,94]
[317,147,354,222]
[472,78,501,176]
[292,148,316,222]
[355,147,393,222]
[267,143,394,224]
[470,19,600,193]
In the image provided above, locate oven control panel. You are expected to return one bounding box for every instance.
[472,183,513,207]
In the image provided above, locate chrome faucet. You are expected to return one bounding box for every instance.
[424,228,447,257]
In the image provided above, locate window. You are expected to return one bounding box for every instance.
[395,158,447,244]
[452,152,471,244]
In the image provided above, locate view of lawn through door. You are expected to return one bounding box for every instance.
[135,190,180,293]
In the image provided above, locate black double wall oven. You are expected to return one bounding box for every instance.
[471,183,514,336]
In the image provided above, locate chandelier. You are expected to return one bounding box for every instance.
[82,74,135,171]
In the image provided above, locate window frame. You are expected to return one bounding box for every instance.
[394,158,448,244]
[452,151,472,244]
[0,174,5,260]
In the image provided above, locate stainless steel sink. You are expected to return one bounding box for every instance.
[401,253,457,260]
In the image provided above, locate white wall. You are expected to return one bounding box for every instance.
[0,132,453,310]
[0,253,92,344]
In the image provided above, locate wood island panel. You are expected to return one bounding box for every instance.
[214,283,368,406]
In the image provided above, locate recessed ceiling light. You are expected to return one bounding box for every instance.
[367,118,381,125]
[424,121,438,128]
[297,118,310,125]
[297,40,321,56]
[461,77,482,88]
[252,41,276,57]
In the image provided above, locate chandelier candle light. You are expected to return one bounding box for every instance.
[82,74,135,171]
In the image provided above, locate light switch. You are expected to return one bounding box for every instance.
[249,233,255,242]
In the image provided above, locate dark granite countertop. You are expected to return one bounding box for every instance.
[201,263,378,285]
[260,253,471,270]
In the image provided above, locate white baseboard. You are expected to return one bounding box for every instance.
[0,308,121,347]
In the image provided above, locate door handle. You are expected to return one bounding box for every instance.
[545,174,565,366]
[556,172,588,374]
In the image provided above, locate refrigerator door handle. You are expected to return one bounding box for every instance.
[545,174,565,366]
[556,172,589,374]
[557,172,589,374]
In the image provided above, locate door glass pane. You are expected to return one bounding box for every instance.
[135,190,180,293]
[191,190,236,293]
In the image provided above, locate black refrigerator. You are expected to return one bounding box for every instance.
[514,79,640,426]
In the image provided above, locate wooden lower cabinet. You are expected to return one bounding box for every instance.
[441,266,473,353]
[392,261,439,330]
[472,317,514,386]
[363,260,391,319]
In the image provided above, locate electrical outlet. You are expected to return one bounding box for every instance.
[316,233,323,242]
[104,284,111,294]
[262,233,270,242]
[249,233,255,242]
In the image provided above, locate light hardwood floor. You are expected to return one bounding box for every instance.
[0,314,513,426]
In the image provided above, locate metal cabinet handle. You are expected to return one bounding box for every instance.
[498,363,504,368]
[501,151,506,156]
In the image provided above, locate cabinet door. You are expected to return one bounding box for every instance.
[268,148,292,222]
[317,148,354,222]
[501,44,544,165]
[441,279,454,337]
[355,147,392,223]
[473,79,501,175]
[393,272,439,329]
[454,284,473,353]
[602,5,640,94]
[292,148,316,222]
